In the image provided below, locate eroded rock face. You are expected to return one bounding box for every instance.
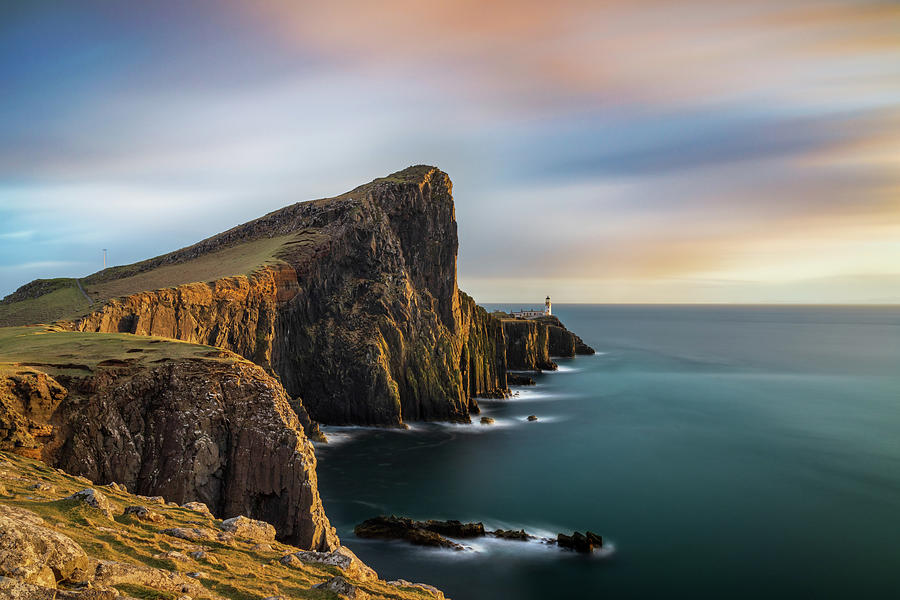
[220,516,276,542]
[1,360,337,551]
[0,505,90,588]
[0,371,67,458]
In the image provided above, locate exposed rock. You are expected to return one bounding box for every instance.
[153,551,188,561]
[557,530,602,553]
[479,417,494,425]
[490,529,531,541]
[388,579,446,599]
[162,527,233,544]
[219,516,276,542]
[65,488,114,519]
[354,516,472,550]
[313,575,370,599]
[28,482,54,492]
[124,505,165,523]
[281,546,377,582]
[502,320,557,371]
[251,543,273,552]
[181,502,213,519]
[104,482,127,493]
[0,505,90,587]
[92,559,204,596]
[0,576,57,599]
[527,415,538,422]
[507,373,536,386]
[0,370,67,458]
[13,359,337,550]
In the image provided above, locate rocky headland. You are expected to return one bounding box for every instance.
[0,165,597,597]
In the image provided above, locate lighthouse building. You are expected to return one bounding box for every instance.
[510,296,552,320]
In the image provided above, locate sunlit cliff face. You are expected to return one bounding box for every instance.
[1,0,898,303]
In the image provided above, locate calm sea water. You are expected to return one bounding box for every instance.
[315,305,900,599]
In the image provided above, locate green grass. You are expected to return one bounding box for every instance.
[0,280,90,327]
[0,326,247,379]
[82,234,305,303]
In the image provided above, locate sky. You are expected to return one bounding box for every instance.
[1,0,898,303]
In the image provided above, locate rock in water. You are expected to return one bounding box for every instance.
[480,417,495,425]
[527,415,538,422]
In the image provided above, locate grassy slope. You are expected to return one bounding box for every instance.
[0,452,436,600]
[0,235,300,327]
[0,326,244,379]
[0,164,438,328]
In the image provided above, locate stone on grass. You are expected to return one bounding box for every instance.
[0,505,90,587]
[180,502,213,518]
[281,546,376,582]
[219,516,276,542]
[65,488,114,519]
[124,505,165,523]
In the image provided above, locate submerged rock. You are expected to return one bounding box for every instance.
[557,530,603,553]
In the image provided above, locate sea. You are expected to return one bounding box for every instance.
[314,305,900,599]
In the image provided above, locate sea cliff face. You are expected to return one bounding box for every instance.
[0,351,337,551]
[59,166,592,426]
[67,167,511,426]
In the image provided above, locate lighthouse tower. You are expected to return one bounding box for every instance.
[545,295,552,316]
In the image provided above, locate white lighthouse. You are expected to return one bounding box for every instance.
[545,295,552,316]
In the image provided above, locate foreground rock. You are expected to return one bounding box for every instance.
[65,488,114,519]
[281,545,377,581]
[0,505,89,587]
[0,452,446,599]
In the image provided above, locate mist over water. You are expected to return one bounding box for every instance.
[315,305,900,599]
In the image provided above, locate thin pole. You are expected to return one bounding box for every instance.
[103,249,107,268]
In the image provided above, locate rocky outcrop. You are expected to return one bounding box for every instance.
[502,319,557,371]
[0,370,67,459]
[0,359,337,551]
[502,315,595,371]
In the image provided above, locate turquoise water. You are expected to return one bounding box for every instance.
[315,305,900,598]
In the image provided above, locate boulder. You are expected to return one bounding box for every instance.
[527,415,538,422]
[507,373,536,386]
[65,488,114,519]
[28,482,54,492]
[219,516,276,542]
[586,531,603,547]
[124,505,165,523]
[557,533,574,549]
[0,505,90,587]
[388,579,446,599]
[104,482,127,493]
[479,417,495,425]
[281,546,377,582]
[313,575,370,599]
[490,529,531,541]
[572,532,593,553]
[92,559,203,596]
[180,502,213,518]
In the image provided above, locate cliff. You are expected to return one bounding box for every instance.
[5,166,591,427]
[62,166,511,425]
[0,326,336,551]
[501,315,595,371]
